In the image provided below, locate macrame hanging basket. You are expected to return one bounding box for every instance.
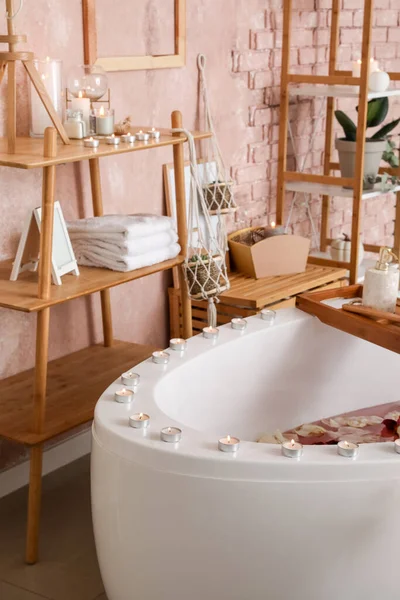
[198,54,237,216]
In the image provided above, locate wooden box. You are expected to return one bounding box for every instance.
[228,227,311,279]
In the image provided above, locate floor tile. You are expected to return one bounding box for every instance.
[0,581,50,600]
[0,456,104,600]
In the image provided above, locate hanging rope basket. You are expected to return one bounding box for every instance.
[185,253,227,300]
[198,54,237,216]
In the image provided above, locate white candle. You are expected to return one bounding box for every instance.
[260,309,276,325]
[281,439,303,459]
[106,134,120,146]
[231,317,247,331]
[83,136,99,148]
[94,106,114,135]
[169,338,187,351]
[337,440,359,459]
[352,58,379,78]
[152,351,170,364]
[114,388,135,404]
[121,132,136,143]
[121,371,140,387]
[218,435,240,453]
[129,412,150,429]
[30,57,63,138]
[394,439,400,454]
[147,127,161,139]
[202,326,219,339]
[369,69,390,93]
[160,426,182,443]
[136,130,150,142]
[70,90,91,133]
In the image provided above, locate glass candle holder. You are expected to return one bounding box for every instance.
[30,58,63,138]
[63,109,86,139]
[91,107,115,136]
[67,64,108,101]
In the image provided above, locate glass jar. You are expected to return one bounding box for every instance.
[29,58,63,138]
[67,65,108,101]
[63,109,87,139]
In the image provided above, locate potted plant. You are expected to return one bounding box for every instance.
[335,97,400,190]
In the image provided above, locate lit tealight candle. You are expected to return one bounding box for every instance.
[218,435,240,453]
[83,136,99,148]
[106,133,120,146]
[160,426,182,443]
[260,309,276,325]
[231,317,247,331]
[266,221,286,237]
[202,326,219,340]
[147,127,161,139]
[281,439,303,459]
[121,371,140,387]
[114,388,134,404]
[394,439,400,454]
[152,351,170,364]
[121,132,136,143]
[169,338,187,351]
[129,412,150,429]
[337,440,359,459]
[136,130,150,142]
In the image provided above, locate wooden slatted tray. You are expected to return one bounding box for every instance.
[297,284,400,355]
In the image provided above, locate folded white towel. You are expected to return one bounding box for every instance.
[67,214,174,239]
[74,242,181,272]
[71,230,178,259]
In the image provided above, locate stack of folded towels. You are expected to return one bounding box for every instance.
[67,214,181,272]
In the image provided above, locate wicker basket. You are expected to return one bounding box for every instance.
[202,181,236,214]
[184,255,228,299]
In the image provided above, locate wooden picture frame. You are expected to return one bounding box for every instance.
[82,0,186,72]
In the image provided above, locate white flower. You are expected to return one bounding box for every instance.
[294,424,326,437]
[385,411,400,422]
[323,415,382,428]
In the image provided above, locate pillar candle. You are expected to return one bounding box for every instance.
[70,91,91,133]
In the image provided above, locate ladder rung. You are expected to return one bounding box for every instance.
[288,74,360,86]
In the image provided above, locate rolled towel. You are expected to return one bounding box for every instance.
[67,214,174,239]
[71,230,178,258]
[74,242,181,272]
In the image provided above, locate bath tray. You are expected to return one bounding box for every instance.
[297,284,400,355]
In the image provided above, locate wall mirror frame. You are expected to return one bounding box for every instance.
[82,0,186,72]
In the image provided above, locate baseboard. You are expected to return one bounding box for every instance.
[0,429,92,499]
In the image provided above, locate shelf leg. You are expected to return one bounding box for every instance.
[89,157,113,347]
[25,445,44,564]
[172,110,192,339]
[276,0,292,226]
[7,60,16,154]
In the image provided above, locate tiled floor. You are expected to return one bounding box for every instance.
[0,456,106,600]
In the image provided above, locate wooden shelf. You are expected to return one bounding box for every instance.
[0,340,156,445]
[289,84,400,99]
[0,256,185,312]
[0,129,211,169]
[286,180,400,199]
[297,285,400,355]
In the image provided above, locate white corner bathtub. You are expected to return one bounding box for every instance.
[91,308,400,600]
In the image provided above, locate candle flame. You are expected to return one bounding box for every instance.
[111,134,115,138]
[45,56,50,62]
[99,105,105,116]
[89,137,93,141]
[168,427,172,433]
[121,388,126,393]
[344,441,349,447]
[291,439,295,447]
[139,130,143,134]
[357,59,362,65]
[227,435,231,443]
[139,412,143,419]
[270,221,276,228]
[78,91,83,99]
[152,127,155,132]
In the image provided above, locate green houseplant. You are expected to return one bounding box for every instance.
[335,97,400,190]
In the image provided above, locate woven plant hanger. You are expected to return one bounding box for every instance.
[172,127,230,328]
[197,54,237,216]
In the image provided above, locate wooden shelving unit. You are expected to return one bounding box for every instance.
[0,114,210,564]
[276,0,400,284]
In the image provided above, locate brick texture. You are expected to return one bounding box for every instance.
[230,1,400,248]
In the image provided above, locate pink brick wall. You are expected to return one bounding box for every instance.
[231,0,400,245]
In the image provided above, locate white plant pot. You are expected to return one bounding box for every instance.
[335,138,386,190]
[330,239,364,265]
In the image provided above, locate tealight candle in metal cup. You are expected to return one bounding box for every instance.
[152,351,170,364]
[129,412,150,429]
[136,130,150,142]
[281,439,303,459]
[203,326,219,340]
[218,435,240,453]
[148,127,161,139]
[121,371,140,387]
[260,309,276,325]
[114,388,134,404]
[84,136,99,148]
[121,132,136,143]
[169,338,187,352]
[160,426,182,443]
[106,134,120,146]
[231,317,247,331]
[395,439,400,454]
[337,440,359,459]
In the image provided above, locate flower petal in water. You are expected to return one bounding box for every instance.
[295,424,326,437]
